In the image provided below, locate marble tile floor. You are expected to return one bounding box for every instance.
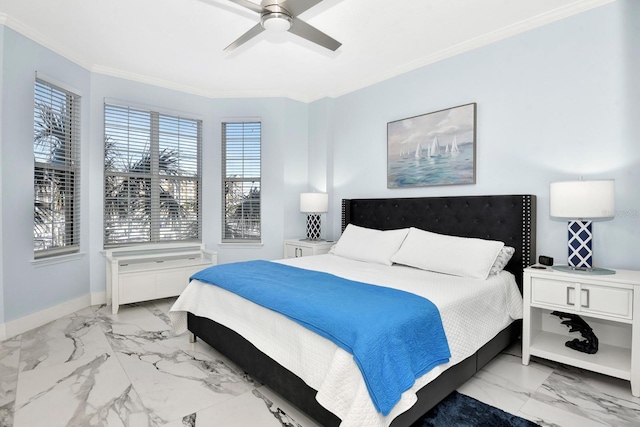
[1,298,639,427]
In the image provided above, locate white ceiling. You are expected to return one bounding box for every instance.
[0,0,613,103]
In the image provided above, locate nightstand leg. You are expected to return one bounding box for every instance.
[522,334,531,365]
[522,278,531,366]
[189,332,197,343]
[522,347,531,365]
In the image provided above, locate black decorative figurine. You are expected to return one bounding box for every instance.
[551,311,599,354]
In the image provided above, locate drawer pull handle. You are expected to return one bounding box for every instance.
[566,286,575,306]
[582,289,590,308]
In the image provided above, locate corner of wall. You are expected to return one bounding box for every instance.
[0,23,6,326]
[308,98,335,239]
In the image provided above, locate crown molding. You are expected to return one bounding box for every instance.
[90,64,310,103]
[1,14,94,71]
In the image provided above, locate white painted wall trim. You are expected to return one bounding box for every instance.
[91,291,107,307]
[0,294,91,340]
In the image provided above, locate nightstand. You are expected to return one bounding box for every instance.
[283,239,334,259]
[522,266,640,397]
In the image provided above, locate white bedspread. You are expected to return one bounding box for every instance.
[169,254,523,427]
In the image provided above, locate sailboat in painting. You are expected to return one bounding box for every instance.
[414,142,422,159]
[429,136,441,158]
[450,135,460,156]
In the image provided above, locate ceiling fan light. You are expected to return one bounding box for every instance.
[261,12,292,32]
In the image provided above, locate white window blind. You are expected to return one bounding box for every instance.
[33,79,81,258]
[222,121,261,242]
[104,103,202,247]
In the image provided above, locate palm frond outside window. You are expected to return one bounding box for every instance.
[34,79,80,258]
[222,121,261,242]
[104,104,201,247]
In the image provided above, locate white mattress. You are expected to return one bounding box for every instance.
[169,254,523,427]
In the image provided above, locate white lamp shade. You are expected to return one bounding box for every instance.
[550,180,615,219]
[300,193,328,213]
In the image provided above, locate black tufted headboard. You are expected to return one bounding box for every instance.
[341,195,536,291]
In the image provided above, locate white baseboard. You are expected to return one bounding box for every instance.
[0,294,92,340]
[91,291,107,306]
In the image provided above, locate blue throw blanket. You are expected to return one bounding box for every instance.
[191,260,450,415]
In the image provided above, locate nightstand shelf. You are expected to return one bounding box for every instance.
[283,239,334,259]
[522,266,640,397]
[530,330,631,380]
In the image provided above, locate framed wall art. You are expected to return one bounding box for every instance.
[387,103,476,188]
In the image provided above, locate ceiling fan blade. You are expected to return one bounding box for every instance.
[280,0,323,16]
[224,23,265,52]
[289,18,341,51]
[228,0,263,14]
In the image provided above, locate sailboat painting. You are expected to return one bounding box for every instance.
[387,103,476,188]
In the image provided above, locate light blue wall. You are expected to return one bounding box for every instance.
[0,25,5,324]
[314,1,639,270]
[1,28,92,322]
[624,0,640,181]
[307,97,334,240]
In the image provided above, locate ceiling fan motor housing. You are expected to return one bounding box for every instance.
[261,4,293,31]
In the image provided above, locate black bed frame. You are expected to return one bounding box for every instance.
[188,194,536,426]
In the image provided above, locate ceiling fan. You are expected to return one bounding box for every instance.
[225,0,341,52]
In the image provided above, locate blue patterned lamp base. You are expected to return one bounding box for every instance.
[306,214,322,240]
[568,220,593,269]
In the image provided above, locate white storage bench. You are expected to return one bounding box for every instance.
[105,243,217,314]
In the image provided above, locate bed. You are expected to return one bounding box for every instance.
[171,194,536,426]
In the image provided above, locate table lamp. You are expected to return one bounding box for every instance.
[549,179,614,273]
[300,193,328,241]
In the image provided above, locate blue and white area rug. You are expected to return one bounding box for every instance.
[413,391,537,427]
[179,389,538,427]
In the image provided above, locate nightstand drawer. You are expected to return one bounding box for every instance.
[283,239,334,259]
[531,277,576,309]
[582,284,633,320]
[530,277,633,320]
[285,245,313,258]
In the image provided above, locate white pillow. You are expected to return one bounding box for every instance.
[390,227,505,279]
[332,224,409,266]
[489,246,515,275]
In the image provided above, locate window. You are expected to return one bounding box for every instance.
[33,79,80,258]
[104,104,202,247]
[222,121,261,242]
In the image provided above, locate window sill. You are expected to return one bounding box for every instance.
[31,252,86,268]
[218,242,264,249]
